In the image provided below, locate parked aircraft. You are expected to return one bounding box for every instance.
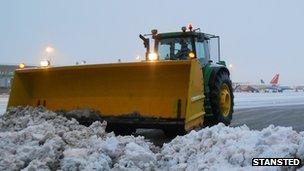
[234,74,292,92]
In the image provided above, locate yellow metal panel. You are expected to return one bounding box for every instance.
[8,61,192,119]
[184,59,205,131]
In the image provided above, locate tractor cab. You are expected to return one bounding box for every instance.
[140,25,222,65]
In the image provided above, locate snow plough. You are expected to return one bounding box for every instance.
[7,26,234,135]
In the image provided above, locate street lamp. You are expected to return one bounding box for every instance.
[44,46,54,67]
[45,46,54,53]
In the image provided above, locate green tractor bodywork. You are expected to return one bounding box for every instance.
[141,27,234,127]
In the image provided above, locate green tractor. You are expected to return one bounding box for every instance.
[140,26,234,129]
[8,25,233,135]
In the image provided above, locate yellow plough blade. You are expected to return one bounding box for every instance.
[8,60,205,130]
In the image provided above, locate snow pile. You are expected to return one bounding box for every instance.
[159,124,304,170]
[0,106,157,170]
[0,106,303,170]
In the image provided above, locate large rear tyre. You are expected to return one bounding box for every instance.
[208,71,234,126]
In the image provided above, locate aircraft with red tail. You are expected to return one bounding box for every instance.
[234,74,292,92]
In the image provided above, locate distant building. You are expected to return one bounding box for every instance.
[0,65,19,94]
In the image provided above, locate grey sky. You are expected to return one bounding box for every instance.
[0,0,303,85]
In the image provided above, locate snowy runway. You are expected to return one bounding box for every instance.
[234,91,304,109]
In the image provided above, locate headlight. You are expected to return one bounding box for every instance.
[40,60,50,67]
[19,63,25,69]
[148,52,158,61]
[188,52,195,58]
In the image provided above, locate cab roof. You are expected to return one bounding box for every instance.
[155,31,218,39]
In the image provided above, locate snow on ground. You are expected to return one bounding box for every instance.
[234,91,304,109]
[0,107,158,170]
[160,125,304,170]
[0,107,303,170]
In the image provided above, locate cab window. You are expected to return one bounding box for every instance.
[195,38,206,59]
[158,37,194,60]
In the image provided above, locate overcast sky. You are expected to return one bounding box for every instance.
[1,0,303,85]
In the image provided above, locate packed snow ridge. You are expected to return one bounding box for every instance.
[0,107,303,170]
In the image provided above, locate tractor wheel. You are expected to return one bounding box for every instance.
[208,71,234,126]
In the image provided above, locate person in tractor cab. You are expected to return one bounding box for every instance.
[158,37,193,60]
[175,39,191,60]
